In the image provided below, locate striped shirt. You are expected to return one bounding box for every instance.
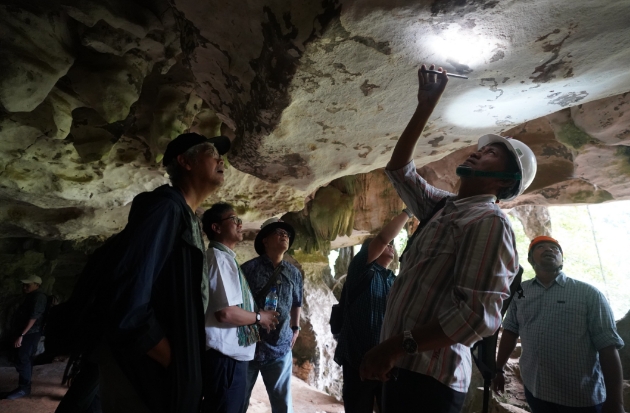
[502,272,624,406]
[383,161,518,392]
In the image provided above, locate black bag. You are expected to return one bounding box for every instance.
[329,268,375,337]
[471,265,524,413]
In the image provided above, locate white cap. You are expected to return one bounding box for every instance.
[20,275,43,285]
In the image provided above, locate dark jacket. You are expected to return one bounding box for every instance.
[13,290,47,336]
[75,185,206,413]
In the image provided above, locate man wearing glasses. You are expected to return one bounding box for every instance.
[200,203,279,413]
[241,218,303,413]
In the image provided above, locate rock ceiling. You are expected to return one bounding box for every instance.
[1,0,630,246]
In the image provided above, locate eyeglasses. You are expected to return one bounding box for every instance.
[274,229,290,238]
[222,216,242,226]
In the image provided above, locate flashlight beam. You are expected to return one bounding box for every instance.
[420,69,468,79]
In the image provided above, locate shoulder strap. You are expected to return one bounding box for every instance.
[255,264,284,305]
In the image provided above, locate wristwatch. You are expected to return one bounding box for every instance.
[402,208,414,219]
[291,325,301,332]
[255,312,261,324]
[402,330,418,354]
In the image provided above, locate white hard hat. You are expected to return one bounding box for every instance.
[477,134,537,201]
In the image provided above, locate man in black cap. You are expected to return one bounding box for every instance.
[240,218,303,413]
[82,133,230,413]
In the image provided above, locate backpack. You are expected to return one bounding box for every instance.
[329,267,376,338]
[471,265,524,413]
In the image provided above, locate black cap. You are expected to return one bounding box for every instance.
[162,133,231,166]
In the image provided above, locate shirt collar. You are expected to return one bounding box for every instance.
[452,194,497,207]
[373,262,386,271]
[210,241,236,258]
[533,271,567,288]
[260,254,285,267]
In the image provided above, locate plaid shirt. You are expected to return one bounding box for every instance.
[383,161,518,392]
[503,272,624,406]
[334,243,396,369]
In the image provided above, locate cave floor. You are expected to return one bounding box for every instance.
[0,361,343,413]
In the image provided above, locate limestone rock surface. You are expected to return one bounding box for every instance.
[1,0,630,243]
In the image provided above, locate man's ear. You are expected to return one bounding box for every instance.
[528,255,535,267]
[211,222,221,235]
[176,154,193,171]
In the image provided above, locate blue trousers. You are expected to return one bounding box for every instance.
[242,351,293,413]
[525,387,603,413]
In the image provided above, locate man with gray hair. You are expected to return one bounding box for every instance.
[83,132,230,413]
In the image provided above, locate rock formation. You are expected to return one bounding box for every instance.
[2,0,630,409]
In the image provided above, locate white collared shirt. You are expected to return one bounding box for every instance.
[204,244,256,361]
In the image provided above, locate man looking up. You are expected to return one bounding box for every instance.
[90,133,230,413]
[241,218,303,413]
[334,210,413,413]
[3,275,47,400]
[494,236,624,413]
[200,203,279,413]
[360,65,537,413]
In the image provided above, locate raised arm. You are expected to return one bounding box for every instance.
[386,64,449,171]
[366,210,411,264]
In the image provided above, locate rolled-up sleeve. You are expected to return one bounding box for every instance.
[385,161,454,221]
[588,289,624,350]
[438,215,518,347]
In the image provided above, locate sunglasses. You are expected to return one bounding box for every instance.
[222,215,242,226]
[274,229,290,238]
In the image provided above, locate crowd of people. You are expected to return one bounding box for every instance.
[2,65,625,413]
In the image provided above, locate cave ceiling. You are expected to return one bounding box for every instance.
[1,0,630,245]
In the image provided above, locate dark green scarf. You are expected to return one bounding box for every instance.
[210,241,259,346]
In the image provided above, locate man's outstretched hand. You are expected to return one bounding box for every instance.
[417,64,448,109]
[386,64,449,171]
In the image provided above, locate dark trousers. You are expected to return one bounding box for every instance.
[382,369,466,413]
[202,348,247,413]
[342,364,382,413]
[524,387,603,413]
[14,332,41,391]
